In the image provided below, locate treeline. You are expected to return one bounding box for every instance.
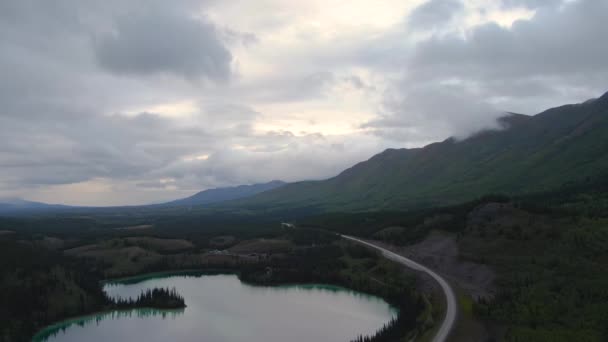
[301,176,608,245]
[350,287,426,342]
[303,180,608,247]
[112,287,185,309]
[0,237,188,342]
[300,194,511,243]
[239,230,429,341]
[297,179,608,341]
[351,315,409,342]
[0,239,108,342]
[468,215,608,341]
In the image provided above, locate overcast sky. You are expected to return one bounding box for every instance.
[1,0,607,205]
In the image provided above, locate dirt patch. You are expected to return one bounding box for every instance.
[409,231,494,300]
[366,232,496,342]
[372,231,496,300]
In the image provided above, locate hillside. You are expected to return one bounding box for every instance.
[299,187,608,341]
[164,180,286,207]
[0,198,70,214]
[235,92,608,211]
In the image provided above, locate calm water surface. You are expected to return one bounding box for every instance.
[35,273,397,342]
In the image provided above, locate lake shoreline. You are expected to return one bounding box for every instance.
[31,269,399,342]
[32,269,398,342]
[31,307,185,342]
[32,269,220,342]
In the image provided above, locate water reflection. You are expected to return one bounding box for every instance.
[33,308,184,342]
[36,274,397,342]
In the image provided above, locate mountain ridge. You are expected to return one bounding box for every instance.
[163,180,286,207]
[231,91,608,211]
[0,198,71,213]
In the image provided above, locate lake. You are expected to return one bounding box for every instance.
[34,273,398,342]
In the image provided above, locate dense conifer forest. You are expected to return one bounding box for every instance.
[301,181,608,341]
[113,287,185,309]
[0,221,429,341]
[3,178,608,341]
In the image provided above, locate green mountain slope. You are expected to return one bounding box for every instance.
[236,91,608,211]
[163,180,285,206]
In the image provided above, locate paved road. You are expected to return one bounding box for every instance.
[342,235,457,342]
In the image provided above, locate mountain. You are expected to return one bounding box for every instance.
[235,91,608,211]
[0,198,70,213]
[164,180,286,207]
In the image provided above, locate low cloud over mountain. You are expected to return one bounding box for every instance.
[0,0,607,205]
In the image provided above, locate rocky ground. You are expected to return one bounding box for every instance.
[367,230,496,342]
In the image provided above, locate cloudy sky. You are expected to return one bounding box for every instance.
[1,0,607,205]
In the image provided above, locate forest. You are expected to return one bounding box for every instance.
[301,180,608,341]
[112,287,185,310]
[239,229,431,341]
[0,219,430,342]
[3,178,608,341]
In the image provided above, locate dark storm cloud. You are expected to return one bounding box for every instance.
[408,0,464,30]
[1,0,607,204]
[0,0,240,197]
[363,0,608,142]
[0,1,363,203]
[412,0,608,112]
[0,112,210,186]
[94,7,232,81]
[411,0,608,80]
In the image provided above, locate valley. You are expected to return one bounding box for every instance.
[3,1,608,341]
[2,93,608,342]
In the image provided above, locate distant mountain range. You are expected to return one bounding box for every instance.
[0,181,287,214]
[233,91,608,211]
[0,198,71,213]
[163,180,286,207]
[4,91,608,214]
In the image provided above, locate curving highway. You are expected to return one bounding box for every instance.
[342,235,457,342]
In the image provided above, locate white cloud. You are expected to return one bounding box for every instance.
[0,0,606,205]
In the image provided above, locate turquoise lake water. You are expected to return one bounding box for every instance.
[35,273,397,342]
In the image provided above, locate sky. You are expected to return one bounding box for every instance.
[0,0,607,206]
